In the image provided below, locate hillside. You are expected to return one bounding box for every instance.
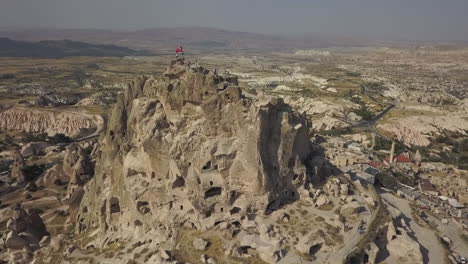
[0,27,367,53]
[0,38,149,58]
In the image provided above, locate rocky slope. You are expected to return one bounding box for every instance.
[377,114,468,146]
[0,107,104,137]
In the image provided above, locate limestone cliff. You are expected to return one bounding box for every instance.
[77,59,317,243]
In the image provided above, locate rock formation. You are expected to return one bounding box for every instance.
[4,204,49,263]
[76,59,318,260]
[0,107,104,137]
[11,150,27,184]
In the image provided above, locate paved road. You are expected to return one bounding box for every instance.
[425,212,468,258]
[381,192,446,264]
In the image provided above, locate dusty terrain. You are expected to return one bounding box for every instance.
[0,44,467,264]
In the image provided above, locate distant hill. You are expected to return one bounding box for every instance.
[0,27,368,54]
[0,38,149,58]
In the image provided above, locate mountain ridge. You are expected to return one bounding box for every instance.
[0,37,149,58]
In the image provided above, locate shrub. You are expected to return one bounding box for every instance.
[22,132,47,143]
[22,164,46,181]
[373,137,405,153]
[47,133,72,144]
[353,105,373,121]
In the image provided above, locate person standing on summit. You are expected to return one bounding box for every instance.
[175,46,183,57]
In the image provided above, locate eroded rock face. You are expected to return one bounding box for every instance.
[0,107,103,137]
[77,59,316,244]
[386,220,423,263]
[5,205,49,250]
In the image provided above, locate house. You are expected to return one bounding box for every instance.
[419,162,450,172]
[419,179,438,196]
[397,188,421,200]
[384,153,413,170]
[347,142,363,153]
[448,198,465,209]
[333,155,355,168]
[368,161,383,169]
[417,197,435,208]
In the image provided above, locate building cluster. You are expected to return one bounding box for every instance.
[321,133,468,234]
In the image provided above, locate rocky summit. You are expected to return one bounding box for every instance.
[76,58,321,259]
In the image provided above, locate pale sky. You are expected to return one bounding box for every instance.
[1,0,468,41]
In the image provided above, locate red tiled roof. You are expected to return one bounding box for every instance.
[368,161,383,168]
[384,154,412,164]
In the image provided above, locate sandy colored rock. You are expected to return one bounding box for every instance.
[77,59,317,250]
[193,237,210,251]
[0,107,103,137]
[11,150,27,184]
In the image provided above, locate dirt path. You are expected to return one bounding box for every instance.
[381,192,446,264]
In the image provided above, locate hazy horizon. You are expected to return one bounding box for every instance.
[2,0,468,42]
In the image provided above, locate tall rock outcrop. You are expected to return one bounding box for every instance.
[11,150,27,184]
[77,59,316,243]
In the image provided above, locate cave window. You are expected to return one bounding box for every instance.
[151,172,156,179]
[172,176,185,189]
[220,207,224,213]
[83,206,88,213]
[205,210,212,218]
[110,130,115,140]
[209,181,214,186]
[203,161,212,170]
[309,243,322,256]
[230,207,241,215]
[168,84,174,92]
[180,205,184,210]
[101,200,106,217]
[136,201,150,215]
[205,187,222,199]
[110,197,120,214]
[291,191,295,197]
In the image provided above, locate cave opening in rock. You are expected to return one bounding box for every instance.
[309,243,322,256]
[202,161,212,170]
[136,201,150,215]
[230,207,241,215]
[204,187,222,199]
[172,176,185,189]
[110,197,120,214]
[101,200,106,217]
